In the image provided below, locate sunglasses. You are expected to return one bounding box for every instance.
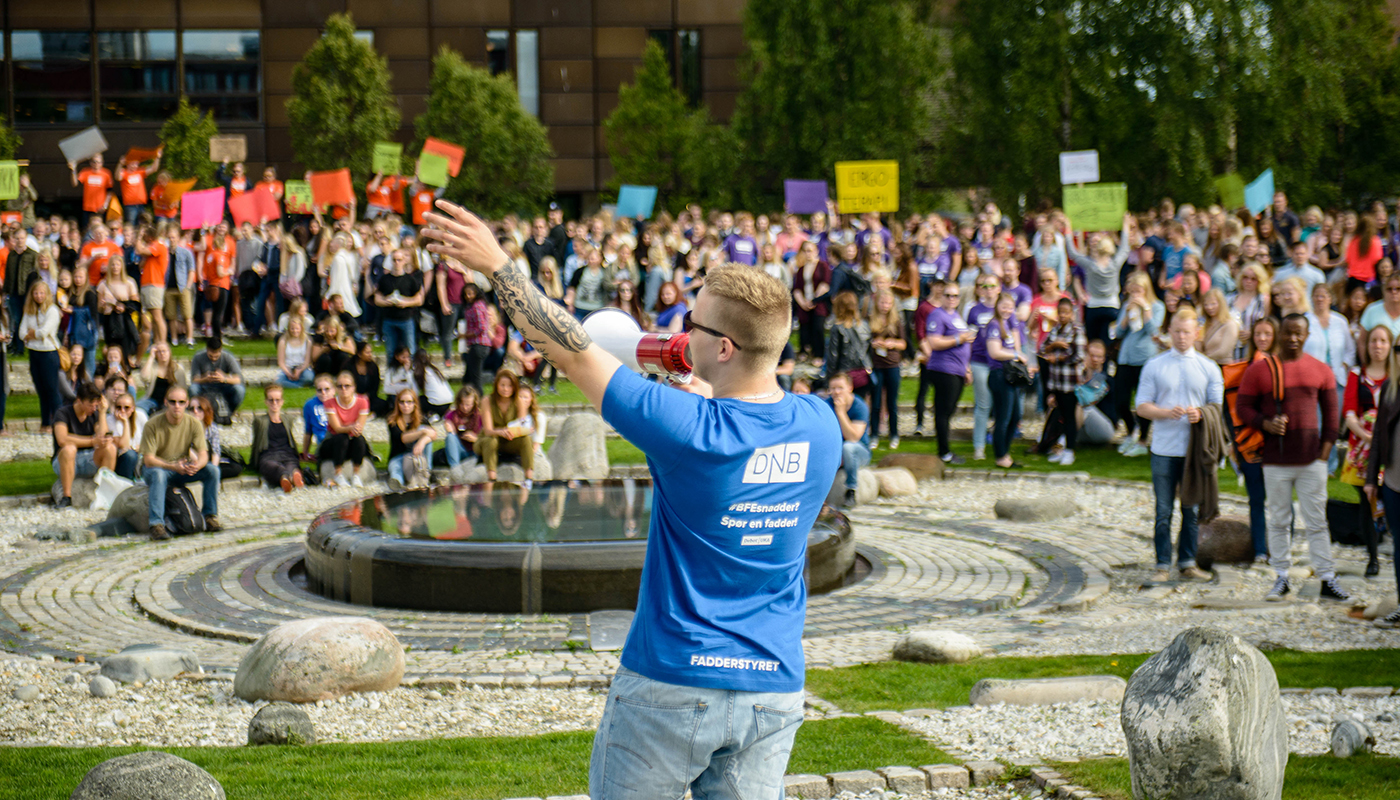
[338,383,355,388]
[683,311,743,350]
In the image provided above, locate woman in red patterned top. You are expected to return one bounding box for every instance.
[1342,324,1394,577]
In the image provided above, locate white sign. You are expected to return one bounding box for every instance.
[58,127,108,165]
[1059,150,1100,185]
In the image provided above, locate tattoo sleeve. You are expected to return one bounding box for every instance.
[489,260,593,355]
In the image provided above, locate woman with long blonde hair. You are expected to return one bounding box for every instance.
[22,280,62,430]
[866,288,906,447]
[1198,288,1240,365]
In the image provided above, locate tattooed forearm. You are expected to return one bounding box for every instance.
[489,260,593,354]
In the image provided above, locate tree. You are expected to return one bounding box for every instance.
[605,40,699,209]
[158,98,219,188]
[0,119,21,161]
[731,0,939,209]
[286,13,400,180]
[414,47,553,218]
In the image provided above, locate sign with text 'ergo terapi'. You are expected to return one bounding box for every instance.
[834,161,899,214]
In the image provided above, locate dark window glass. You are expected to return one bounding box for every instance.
[99,64,177,94]
[183,31,260,121]
[182,30,260,60]
[185,96,259,122]
[12,31,92,124]
[184,63,259,94]
[678,30,701,106]
[96,31,176,61]
[14,61,92,93]
[11,31,91,61]
[15,98,93,124]
[487,30,510,76]
[647,29,674,66]
[102,96,179,122]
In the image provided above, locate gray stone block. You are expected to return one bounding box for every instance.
[921,764,971,789]
[877,766,927,793]
[1332,719,1375,758]
[248,702,317,745]
[966,760,1006,786]
[826,770,884,794]
[101,643,201,684]
[994,495,1078,522]
[1342,686,1394,698]
[970,675,1126,706]
[783,774,831,799]
[71,751,224,800]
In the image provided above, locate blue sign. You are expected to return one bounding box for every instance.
[1244,169,1275,216]
[616,185,658,219]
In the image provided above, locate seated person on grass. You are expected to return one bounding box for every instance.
[52,380,116,510]
[189,336,245,416]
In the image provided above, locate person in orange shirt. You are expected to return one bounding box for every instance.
[218,159,249,199]
[135,225,171,350]
[195,222,237,341]
[150,172,180,221]
[366,172,408,219]
[255,166,285,220]
[116,149,161,225]
[409,180,443,227]
[69,155,114,233]
[79,224,119,288]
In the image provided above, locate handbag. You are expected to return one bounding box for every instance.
[1003,358,1033,387]
[204,284,220,302]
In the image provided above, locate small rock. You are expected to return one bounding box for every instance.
[994,495,1079,522]
[921,764,970,789]
[892,630,982,664]
[107,485,151,533]
[783,774,830,799]
[826,469,879,506]
[877,453,944,481]
[1195,516,1254,570]
[71,751,224,800]
[826,770,884,794]
[101,644,201,684]
[1363,598,1398,621]
[965,760,1005,786]
[12,684,39,701]
[88,676,118,698]
[51,478,98,510]
[547,413,609,480]
[63,672,82,685]
[877,765,928,793]
[872,467,919,497]
[970,675,1126,706]
[423,690,443,700]
[1331,719,1375,758]
[248,702,317,746]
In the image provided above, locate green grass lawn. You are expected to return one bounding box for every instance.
[1054,754,1400,800]
[0,716,948,800]
[806,650,1400,713]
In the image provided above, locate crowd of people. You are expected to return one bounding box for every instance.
[3,155,1396,625]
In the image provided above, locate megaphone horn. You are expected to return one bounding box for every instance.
[582,307,693,381]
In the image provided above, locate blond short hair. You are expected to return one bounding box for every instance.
[701,263,792,371]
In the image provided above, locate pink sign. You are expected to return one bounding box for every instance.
[180,187,226,230]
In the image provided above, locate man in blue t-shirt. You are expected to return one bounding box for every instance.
[825,371,871,506]
[422,202,842,800]
[300,374,332,458]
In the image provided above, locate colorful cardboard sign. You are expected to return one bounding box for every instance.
[784,180,829,215]
[227,187,281,227]
[180,187,226,230]
[58,126,108,164]
[416,153,450,188]
[283,180,314,215]
[208,135,247,163]
[421,137,466,177]
[373,142,404,176]
[1214,173,1246,210]
[1244,169,1275,216]
[1059,150,1100,184]
[615,185,658,219]
[309,169,355,208]
[0,162,19,201]
[124,146,161,164]
[834,161,899,214]
[1062,182,1128,232]
[164,178,198,205]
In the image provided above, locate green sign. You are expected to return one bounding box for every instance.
[417,152,450,188]
[1214,173,1246,210]
[0,162,17,201]
[1063,182,1128,232]
[373,142,403,176]
[284,180,315,214]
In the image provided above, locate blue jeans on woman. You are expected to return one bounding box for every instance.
[444,434,476,467]
[1237,458,1269,559]
[389,443,434,486]
[276,366,315,388]
[988,367,1023,460]
[970,362,992,454]
[867,365,901,439]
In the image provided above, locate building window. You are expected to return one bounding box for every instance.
[516,30,539,117]
[353,31,375,46]
[677,30,702,106]
[97,31,177,123]
[183,30,260,122]
[486,30,510,77]
[12,30,93,124]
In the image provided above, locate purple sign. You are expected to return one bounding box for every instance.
[784,180,829,215]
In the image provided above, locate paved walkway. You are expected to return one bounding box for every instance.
[0,476,1160,681]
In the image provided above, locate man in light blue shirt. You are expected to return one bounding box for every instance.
[1272,241,1326,294]
[1136,307,1224,584]
[1360,273,1400,338]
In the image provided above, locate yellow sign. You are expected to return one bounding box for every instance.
[834,160,899,214]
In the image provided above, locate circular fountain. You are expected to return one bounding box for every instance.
[304,479,857,614]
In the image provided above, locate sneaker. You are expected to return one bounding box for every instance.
[1375,608,1400,629]
[972,449,986,461]
[1047,450,1065,464]
[280,476,294,493]
[1254,554,1270,567]
[912,426,925,437]
[941,453,966,465]
[351,475,365,489]
[1366,556,1380,577]
[1264,576,1291,602]
[888,437,900,450]
[1150,569,1171,583]
[149,524,170,541]
[843,488,857,507]
[203,515,222,532]
[55,496,72,510]
[1180,566,1213,581]
[1123,442,1149,457]
[1058,450,1075,466]
[1319,577,1352,602]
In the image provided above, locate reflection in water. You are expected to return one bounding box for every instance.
[362,479,653,543]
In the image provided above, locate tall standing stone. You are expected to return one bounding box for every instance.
[1121,627,1287,800]
[547,413,610,479]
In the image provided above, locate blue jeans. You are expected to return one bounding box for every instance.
[389,444,433,485]
[144,463,220,529]
[276,366,315,388]
[841,440,871,489]
[1150,453,1198,570]
[382,317,417,358]
[250,268,284,337]
[444,435,476,467]
[116,449,142,479]
[190,381,246,414]
[1237,458,1268,558]
[867,365,900,439]
[988,367,1023,460]
[589,666,804,800]
[970,362,991,452]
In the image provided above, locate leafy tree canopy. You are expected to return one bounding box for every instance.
[158,97,219,189]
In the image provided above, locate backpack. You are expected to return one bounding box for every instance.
[163,486,206,535]
[1222,355,1284,464]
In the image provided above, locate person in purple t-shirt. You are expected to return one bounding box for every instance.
[855,212,894,255]
[1000,257,1033,318]
[965,274,1003,461]
[922,280,975,463]
[723,213,759,265]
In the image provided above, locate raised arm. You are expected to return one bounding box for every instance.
[422,201,622,410]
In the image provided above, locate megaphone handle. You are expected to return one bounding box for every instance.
[665,372,693,386]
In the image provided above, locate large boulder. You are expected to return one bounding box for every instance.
[877,453,945,481]
[872,467,918,498]
[71,751,224,800]
[548,413,610,479]
[1197,517,1255,570]
[1121,627,1287,800]
[52,478,98,510]
[233,616,405,703]
[970,676,1125,706]
[826,469,879,506]
[100,644,201,684]
[892,630,981,664]
[107,485,151,533]
[994,495,1079,522]
[248,702,317,746]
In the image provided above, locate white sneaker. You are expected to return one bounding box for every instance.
[350,475,365,489]
[888,437,900,450]
[1059,450,1074,466]
[1123,442,1149,457]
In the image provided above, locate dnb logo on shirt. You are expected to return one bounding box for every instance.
[742,442,810,484]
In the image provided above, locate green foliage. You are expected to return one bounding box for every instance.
[0,118,22,160]
[414,47,553,218]
[286,13,401,181]
[939,0,1400,212]
[158,98,219,188]
[731,0,939,209]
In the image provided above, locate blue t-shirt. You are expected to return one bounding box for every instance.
[824,393,871,451]
[602,367,842,692]
[302,397,328,444]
